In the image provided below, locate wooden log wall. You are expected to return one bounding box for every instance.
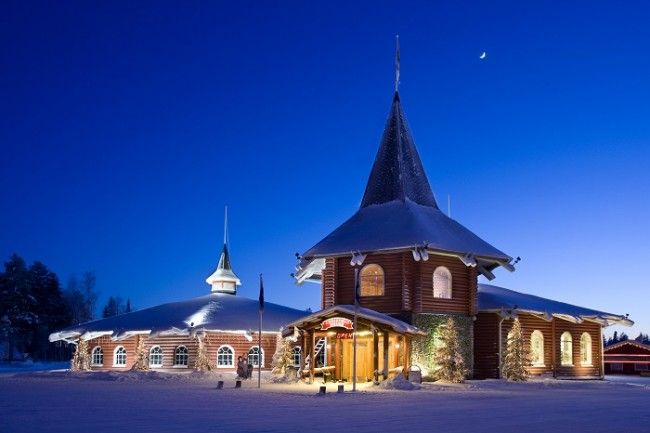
[85,332,283,371]
[331,251,475,316]
[473,312,603,379]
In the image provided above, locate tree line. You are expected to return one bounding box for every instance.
[605,331,650,347]
[0,253,132,362]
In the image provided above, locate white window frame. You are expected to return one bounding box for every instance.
[580,332,593,367]
[113,346,127,367]
[247,346,264,368]
[173,345,189,368]
[216,345,235,368]
[530,330,545,367]
[433,266,452,299]
[149,346,163,368]
[359,264,385,297]
[292,346,302,368]
[91,346,103,367]
[560,332,573,366]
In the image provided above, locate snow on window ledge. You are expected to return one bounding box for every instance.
[150,364,163,368]
[172,364,188,369]
[580,363,593,367]
[561,363,574,367]
[90,364,103,367]
[112,364,127,368]
[216,364,234,369]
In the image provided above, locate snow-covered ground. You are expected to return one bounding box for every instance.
[0,371,648,433]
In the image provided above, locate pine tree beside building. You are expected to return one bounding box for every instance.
[194,334,213,371]
[433,317,466,383]
[502,318,528,381]
[271,337,296,379]
[71,338,90,371]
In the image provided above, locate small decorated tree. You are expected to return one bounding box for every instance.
[130,335,149,371]
[271,337,297,379]
[71,338,90,371]
[502,317,529,381]
[432,317,466,383]
[194,334,214,372]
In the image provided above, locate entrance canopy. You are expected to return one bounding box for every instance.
[282,305,425,337]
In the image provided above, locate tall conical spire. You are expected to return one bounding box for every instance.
[359,41,437,209]
[206,206,241,294]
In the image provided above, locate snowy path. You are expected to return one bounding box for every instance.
[0,373,648,433]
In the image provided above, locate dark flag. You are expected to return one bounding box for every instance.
[354,268,361,307]
[259,273,265,312]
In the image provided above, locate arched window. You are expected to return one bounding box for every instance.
[433,266,452,299]
[580,332,592,366]
[530,330,545,366]
[217,345,235,368]
[114,346,127,367]
[560,332,573,366]
[360,264,384,296]
[292,347,301,368]
[149,346,163,368]
[248,346,264,368]
[174,346,189,367]
[91,346,103,366]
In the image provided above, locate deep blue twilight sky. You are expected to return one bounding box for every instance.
[1,1,648,337]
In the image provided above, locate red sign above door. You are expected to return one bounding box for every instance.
[321,317,354,331]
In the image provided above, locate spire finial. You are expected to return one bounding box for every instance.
[394,34,400,93]
[223,205,228,245]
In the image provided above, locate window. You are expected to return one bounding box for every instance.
[635,363,649,372]
[114,346,127,367]
[217,345,234,368]
[530,330,545,367]
[91,346,103,366]
[248,346,264,368]
[174,346,189,367]
[560,332,573,366]
[360,264,384,296]
[149,346,163,368]
[316,338,327,368]
[433,266,452,299]
[610,363,623,372]
[580,333,592,366]
[292,347,301,368]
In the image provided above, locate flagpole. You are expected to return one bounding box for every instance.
[353,268,359,392]
[258,273,264,389]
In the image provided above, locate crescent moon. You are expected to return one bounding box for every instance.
[479,52,487,60]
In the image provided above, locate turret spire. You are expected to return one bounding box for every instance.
[206,206,241,294]
[395,34,400,93]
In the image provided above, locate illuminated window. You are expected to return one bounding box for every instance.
[580,333,592,366]
[114,346,127,367]
[560,332,573,366]
[149,346,163,367]
[174,346,189,367]
[217,345,234,368]
[360,264,384,296]
[292,347,301,368]
[530,330,545,367]
[433,266,452,299]
[248,346,264,368]
[91,346,103,366]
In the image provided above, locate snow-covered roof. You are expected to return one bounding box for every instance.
[49,293,309,342]
[478,283,633,327]
[296,92,511,282]
[604,340,650,352]
[282,304,426,336]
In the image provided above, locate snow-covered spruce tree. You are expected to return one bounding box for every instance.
[130,335,149,371]
[432,317,466,383]
[71,338,90,371]
[194,334,213,372]
[502,317,529,381]
[271,337,296,379]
